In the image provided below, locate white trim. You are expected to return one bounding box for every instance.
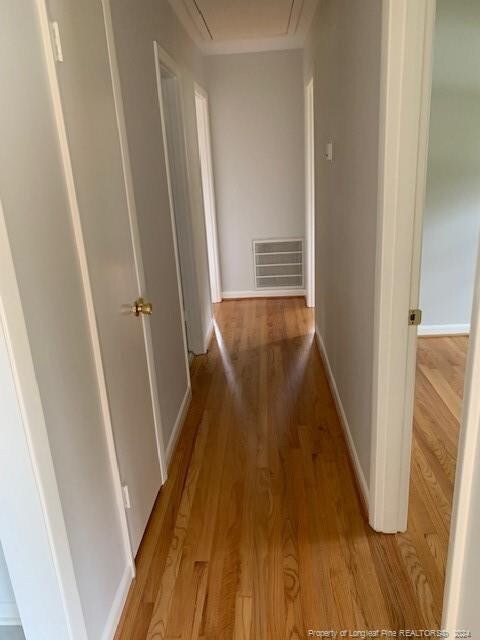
[0,603,21,626]
[442,243,480,632]
[194,85,222,303]
[203,37,304,56]
[166,386,192,465]
[36,0,135,572]
[154,42,192,397]
[222,289,306,299]
[315,327,370,506]
[418,324,470,336]
[305,76,315,308]
[0,204,87,639]
[100,564,132,640]
[204,317,215,353]
[101,0,169,485]
[370,0,435,533]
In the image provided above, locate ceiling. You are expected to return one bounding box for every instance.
[168,0,319,55]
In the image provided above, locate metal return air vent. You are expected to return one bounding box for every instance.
[253,239,304,290]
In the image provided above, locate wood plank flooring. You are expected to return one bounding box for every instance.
[115,298,466,638]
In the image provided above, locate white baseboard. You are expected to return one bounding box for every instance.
[204,317,214,353]
[166,385,192,465]
[314,326,370,507]
[222,289,306,299]
[101,564,133,640]
[0,602,21,626]
[418,323,470,336]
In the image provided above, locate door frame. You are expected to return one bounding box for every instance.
[370,0,436,534]
[152,43,205,356]
[304,75,315,308]
[153,41,192,385]
[194,84,222,304]
[0,201,87,639]
[371,0,480,630]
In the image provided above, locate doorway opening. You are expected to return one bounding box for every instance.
[408,0,480,625]
[371,0,480,631]
[305,76,315,309]
[194,85,222,304]
[154,43,200,359]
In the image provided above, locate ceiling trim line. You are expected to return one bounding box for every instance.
[286,0,296,34]
[191,0,214,40]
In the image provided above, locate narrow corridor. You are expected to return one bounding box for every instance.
[116,298,450,638]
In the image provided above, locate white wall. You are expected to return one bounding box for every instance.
[0,2,126,637]
[304,0,382,483]
[109,0,213,369]
[0,545,19,626]
[420,0,480,331]
[207,49,306,295]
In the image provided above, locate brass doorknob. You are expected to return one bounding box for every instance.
[132,297,153,317]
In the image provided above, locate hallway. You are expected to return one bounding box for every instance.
[115,298,449,638]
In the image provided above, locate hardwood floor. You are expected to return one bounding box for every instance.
[115,299,466,638]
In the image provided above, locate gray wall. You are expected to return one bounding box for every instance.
[420,0,480,330]
[304,0,382,482]
[207,49,305,294]
[110,0,211,440]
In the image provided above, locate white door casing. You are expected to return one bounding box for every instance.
[370,0,436,533]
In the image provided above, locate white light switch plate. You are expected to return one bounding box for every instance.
[326,141,333,161]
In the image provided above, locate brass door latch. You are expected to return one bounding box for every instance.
[132,297,153,317]
[408,308,422,326]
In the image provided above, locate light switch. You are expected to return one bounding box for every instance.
[326,141,333,161]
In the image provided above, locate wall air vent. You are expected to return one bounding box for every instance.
[253,238,304,290]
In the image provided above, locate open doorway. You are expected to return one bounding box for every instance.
[154,43,200,358]
[409,0,480,624]
[194,85,222,304]
[304,76,315,309]
[372,0,480,630]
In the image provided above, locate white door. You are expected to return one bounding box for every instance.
[44,0,165,555]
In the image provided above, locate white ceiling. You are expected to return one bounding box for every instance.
[168,0,319,55]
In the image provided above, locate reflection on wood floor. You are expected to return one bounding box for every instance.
[115,298,465,639]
